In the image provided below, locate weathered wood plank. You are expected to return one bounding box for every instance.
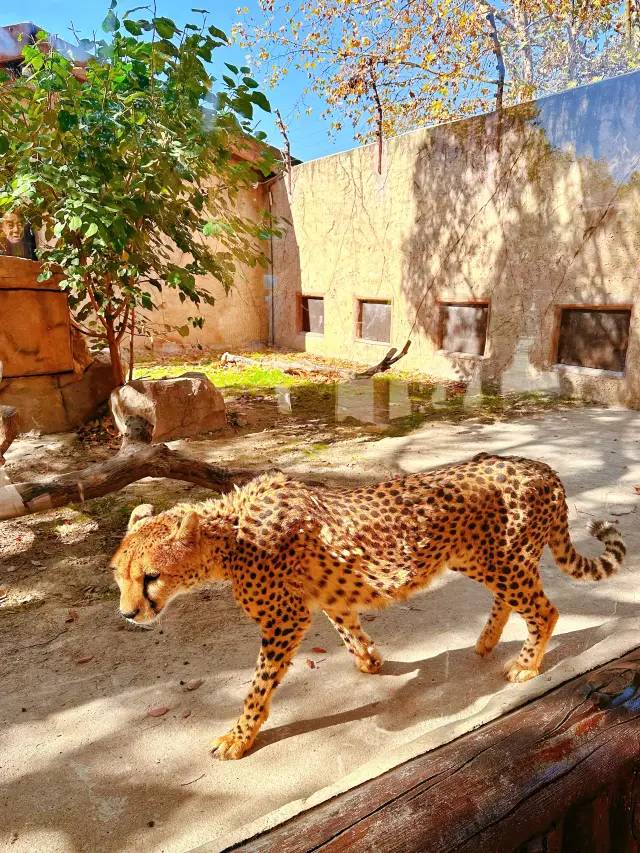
[228,650,640,853]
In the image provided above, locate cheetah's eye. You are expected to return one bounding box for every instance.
[145,571,161,580]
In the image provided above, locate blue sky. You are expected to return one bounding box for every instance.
[3,0,358,162]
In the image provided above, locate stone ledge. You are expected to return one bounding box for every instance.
[0,356,116,433]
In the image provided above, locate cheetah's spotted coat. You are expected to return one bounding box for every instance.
[111,453,626,759]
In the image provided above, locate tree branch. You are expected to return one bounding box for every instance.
[0,417,256,520]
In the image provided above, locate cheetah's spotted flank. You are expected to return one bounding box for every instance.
[111,452,625,760]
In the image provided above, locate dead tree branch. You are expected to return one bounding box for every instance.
[0,417,255,521]
[354,340,412,378]
[274,108,292,194]
[220,342,412,380]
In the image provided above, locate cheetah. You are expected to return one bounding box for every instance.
[111,452,625,760]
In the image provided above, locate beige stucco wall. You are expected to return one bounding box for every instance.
[140,181,271,356]
[272,71,640,407]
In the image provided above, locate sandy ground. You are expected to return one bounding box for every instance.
[1,406,640,853]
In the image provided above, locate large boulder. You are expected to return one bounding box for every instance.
[109,373,226,443]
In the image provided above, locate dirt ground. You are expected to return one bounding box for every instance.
[1,388,640,853]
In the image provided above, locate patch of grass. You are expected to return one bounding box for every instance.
[133,360,299,390]
[301,441,332,457]
[81,494,172,533]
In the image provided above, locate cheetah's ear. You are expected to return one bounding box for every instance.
[173,510,200,544]
[128,503,155,531]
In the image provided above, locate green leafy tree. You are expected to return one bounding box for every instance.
[0,3,280,385]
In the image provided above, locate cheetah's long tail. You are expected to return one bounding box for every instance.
[549,516,626,581]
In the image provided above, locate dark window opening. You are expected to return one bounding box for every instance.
[0,215,37,260]
[301,296,324,335]
[357,300,391,343]
[556,307,631,373]
[440,303,489,356]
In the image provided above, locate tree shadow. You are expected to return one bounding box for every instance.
[401,71,640,406]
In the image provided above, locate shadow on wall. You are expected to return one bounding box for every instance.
[402,71,640,406]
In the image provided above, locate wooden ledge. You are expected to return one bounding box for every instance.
[229,648,640,852]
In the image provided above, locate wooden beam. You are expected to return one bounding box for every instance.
[228,649,640,853]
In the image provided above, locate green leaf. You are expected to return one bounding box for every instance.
[224,63,238,74]
[102,9,120,32]
[208,25,228,42]
[58,109,78,131]
[69,216,82,232]
[192,7,208,12]
[123,19,143,35]
[177,325,190,337]
[240,66,250,73]
[243,77,259,88]
[222,75,235,88]
[0,135,9,155]
[250,91,271,113]
[154,17,177,38]
[85,223,99,238]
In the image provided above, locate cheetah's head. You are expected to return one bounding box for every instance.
[111,504,203,627]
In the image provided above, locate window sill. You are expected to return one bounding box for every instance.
[356,338,392,346]
[437,349,488,360]
[297,331,324,339]
[553,364,625,379]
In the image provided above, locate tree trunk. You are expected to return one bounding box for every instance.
[625,0,640,49]
[486,10,505,152]
[105,320,126,387]
[512,1,534,86]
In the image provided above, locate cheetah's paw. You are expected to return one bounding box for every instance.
[355,647,383,674]
[210,730,252,760]
[505,661,540,683]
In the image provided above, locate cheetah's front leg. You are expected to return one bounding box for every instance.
[325,610,383,674]
[211,609,311,760]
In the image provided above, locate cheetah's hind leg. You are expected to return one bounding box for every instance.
[325,610,383,673]
[475,597,512,657]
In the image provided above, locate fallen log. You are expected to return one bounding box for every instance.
[221,341,412,380]
[220,352,348,377]
[0,417,255,521]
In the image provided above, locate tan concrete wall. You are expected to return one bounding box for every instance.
[272,71,640,407]
[140,182,271,356]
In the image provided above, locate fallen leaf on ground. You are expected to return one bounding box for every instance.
[305,658,316,669]
[65,609,78,623]
[363,614,376,622]
[181,709,192,719]
[75,656,93,664]
[185,679,203,691]
[311,647,326,654]
[147,707,170,717]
